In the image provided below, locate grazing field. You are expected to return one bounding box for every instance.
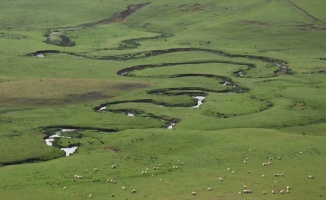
[0,0,325,199]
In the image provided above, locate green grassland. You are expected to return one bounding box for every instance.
[0,0,325,199]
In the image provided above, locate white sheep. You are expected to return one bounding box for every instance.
[262,191,266,195]
[74,175,82,179]
[192,192,197,195]
[111,164,117,169]
[286,189,290,193]
[242,189,252,193]
[286,186,290,190]
[272,190,275,194]
[93,168,99,172]
[122,186,126,190]
[63,187,66,190]
[227,168,230,171]
[243,160,247,164]
[111,194,115,197]
[207,187,212,191]
[277,156,282,160]
[219,177,223,181]
[131,189,136,193]
[89,194,92,197]
[261,175,265,178]
[280,190,285,194]
[308,175,314,179]
[243,185,247,189]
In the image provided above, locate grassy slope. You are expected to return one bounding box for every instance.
[0,0,325,199]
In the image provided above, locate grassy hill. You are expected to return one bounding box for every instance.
[0,0,325,199]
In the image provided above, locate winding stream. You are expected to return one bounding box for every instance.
[45,129,78,156]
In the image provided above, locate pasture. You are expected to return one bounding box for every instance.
[0,0,325,199]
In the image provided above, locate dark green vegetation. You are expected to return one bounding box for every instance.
[0,0,325,199]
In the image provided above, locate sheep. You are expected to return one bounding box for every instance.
[111,164,117,169]
[243,185,247,189]
[274,173,280,177]
[246,157,249,160]
[268,161,272,165]
[232,170,235,174]
[159,179,162,181]
[269,157,272,160]
[107,179,116,183]
[227,168,230,171]
[89,194,92,197]
[145,167,149,171]
[308,175,314,179]
[131,189,136,193]
[286,189,290,193]
[242,189,252,193]
[280,190,285,194]
[74,175,82,179]
[63,187,66,190]
[180,162,185,165]
[286,186,290,190]
[262,191,266,195]
[281,173,284,177]
[192,192,197,195]
[122,186,126,190]
[261,175,265,178]
[207,187,212,191]
[247,171,250,174]
[243,160,247,164]
[85,169,88,172]
[111,193,115,197]
[277,156,282,160]
[299,151,303,154]
[262,163,268,166]
[93,168,99,172]
[173,165,178,169]
[219,177,223,181]
[272,190,275,194]
[142,171,145,175]
[158,164,162,167]
[238,191,242,194]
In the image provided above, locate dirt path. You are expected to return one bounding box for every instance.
[286,0,325,25]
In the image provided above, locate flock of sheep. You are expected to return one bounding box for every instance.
[68,150,315,198]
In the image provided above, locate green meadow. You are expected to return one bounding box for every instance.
[0,0,325,199]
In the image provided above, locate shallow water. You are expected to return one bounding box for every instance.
[45,129,78,156]
[192,96,206,108]
[167,123,175,129]
[61,146,78,156]
[99,106,107,111]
